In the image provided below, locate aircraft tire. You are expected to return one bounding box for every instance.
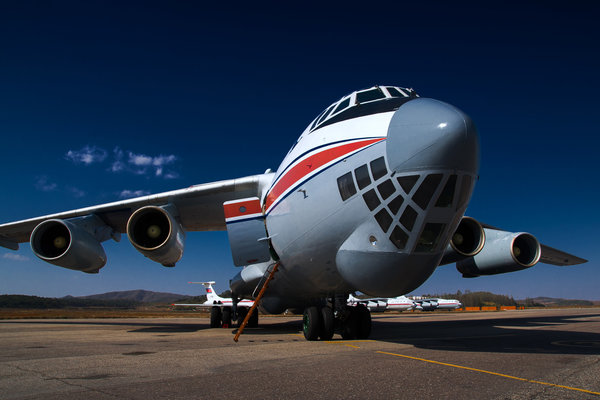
[210,306,222,328]
[355,304,371,339]
[236,307,248,326]
[319,306,334,341]
[341,308,358,340]
[248,309,259,327]
[222,307,232,327]
[303,306,321,341]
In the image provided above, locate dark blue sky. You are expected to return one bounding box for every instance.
[0,2,598,299]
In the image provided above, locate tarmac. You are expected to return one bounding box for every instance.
[1,308,599,399]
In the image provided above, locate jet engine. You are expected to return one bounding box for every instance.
[30,219,107,273]
[456,228,541,277]
[440,216,486,264]
[126,205,185,267]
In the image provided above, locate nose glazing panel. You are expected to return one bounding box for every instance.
[348,153,476,254]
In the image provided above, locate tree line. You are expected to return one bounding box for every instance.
[0,295,140,309]
[420,291,519,307]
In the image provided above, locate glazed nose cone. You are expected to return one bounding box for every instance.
[386,98,479,175]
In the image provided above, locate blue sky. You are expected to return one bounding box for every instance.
[0,2,598,299]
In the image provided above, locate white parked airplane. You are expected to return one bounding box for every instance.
[347,294,414,312]
[412,297,462,311]
[0,85,587,341]
[172,281,256,328]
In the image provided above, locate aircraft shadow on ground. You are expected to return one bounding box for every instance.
[370,313,600,356]
[3,314,599,355]
[0,318,303,334]
[0,319,208,333]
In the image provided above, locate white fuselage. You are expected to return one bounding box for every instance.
[234,88,479,313]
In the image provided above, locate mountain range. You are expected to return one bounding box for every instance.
[67,290,191,304]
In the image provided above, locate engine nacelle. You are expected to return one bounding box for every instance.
[456,228,541,277]
[440,216,486,264]
[126,205,185,267]
[30,219,107,273]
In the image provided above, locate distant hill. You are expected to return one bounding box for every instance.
[76,290,190,304]
[518,297,596,307]
[0,294,139,309]
[0,290,196,309]
[419,291,598,308]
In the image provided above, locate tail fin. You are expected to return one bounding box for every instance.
[189,281,222,303]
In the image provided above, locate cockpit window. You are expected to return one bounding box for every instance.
[310,110,326,131]
[356,88,385,104]
[386,87,405,97]
[317,105,335,125]
[332,97,351,115]
[308,85,418,133]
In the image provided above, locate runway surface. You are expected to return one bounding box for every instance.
[1,308,599,399]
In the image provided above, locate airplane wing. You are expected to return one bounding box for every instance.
[538,244,587,266]
[480,223,587,266]
[0,173,274,250]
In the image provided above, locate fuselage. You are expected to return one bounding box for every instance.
[242,86,479,312]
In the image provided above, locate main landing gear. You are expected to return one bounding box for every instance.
[302,297,371,341]
[210,306,257,328]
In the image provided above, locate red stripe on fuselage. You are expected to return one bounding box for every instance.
[223,198,263,219]
[265,138,384,211]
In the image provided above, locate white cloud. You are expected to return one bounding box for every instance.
[65,145,108,165]
[35,176,58,192]
[118,189,150,199]
[63,145,180,179]
[110,147,125,172]
[152,155,177,166]
[67,187,86,198]
[163,172,179,179]
[3,253,29,262]
[126,151,177,177]
[128,152,153,166]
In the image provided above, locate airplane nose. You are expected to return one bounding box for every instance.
[386,98,479,174]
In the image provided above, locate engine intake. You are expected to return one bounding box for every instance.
[440,217,485,265]
[456,229,541,277]
[30,219,107,273]
[450,216,485,256]
[127,205,185,267]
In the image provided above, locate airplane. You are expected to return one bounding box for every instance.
[347,293,414,312]
[0,85,587,342]
[411,297,462,311]
[172,281,256,328]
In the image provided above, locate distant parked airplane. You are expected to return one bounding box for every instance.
[411,297,462,311]
[348,294,414,312]
[172,281,255,328]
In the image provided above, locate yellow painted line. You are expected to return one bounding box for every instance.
[376,351,600,396]
[325,340,375,344]
[324,339,376,349]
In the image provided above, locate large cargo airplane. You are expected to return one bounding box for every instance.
[0,85,587,341]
